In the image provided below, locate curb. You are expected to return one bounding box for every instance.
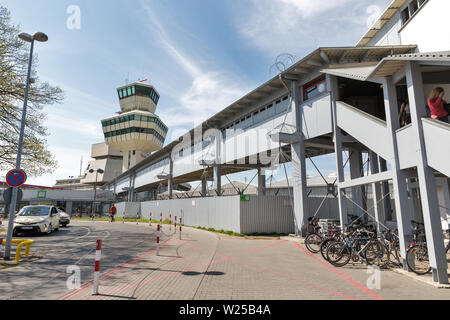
[391,268,450,289]
[280,235,305,244]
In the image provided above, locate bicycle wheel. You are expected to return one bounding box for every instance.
[320,238,334,261]
[305,233,322,253]
[364,241,387,268]
[391,241,402,266]
[406,244,431,275]
[327,241,351,267]
[446,243,450,263]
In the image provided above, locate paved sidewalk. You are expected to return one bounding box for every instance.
[59,225,450,300]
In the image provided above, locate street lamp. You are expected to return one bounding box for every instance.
[89,169,104,218]
[3,32,48,261]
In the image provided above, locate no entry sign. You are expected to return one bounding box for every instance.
[5,169,27,188]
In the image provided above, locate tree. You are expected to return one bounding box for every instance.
[0,6,63,176]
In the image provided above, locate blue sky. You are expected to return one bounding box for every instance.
[3,0,392,186]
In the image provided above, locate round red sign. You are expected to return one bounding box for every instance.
[5,169,27,188]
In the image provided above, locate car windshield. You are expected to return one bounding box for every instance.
[19,207,50,217]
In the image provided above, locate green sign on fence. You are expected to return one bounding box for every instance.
[240,195,250,202]
[37,190,47,199]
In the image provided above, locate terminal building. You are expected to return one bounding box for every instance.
[98,0,449,284]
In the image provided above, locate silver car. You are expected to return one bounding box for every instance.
[57,208,70,227]
[13,205,60,236]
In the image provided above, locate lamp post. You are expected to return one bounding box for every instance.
[3,32,48,261]
[90,169,104,218]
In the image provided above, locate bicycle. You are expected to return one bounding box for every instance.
[305,217,323,254]
[406,224,450,275]
[366,229,401,269]
[326,225,381,267]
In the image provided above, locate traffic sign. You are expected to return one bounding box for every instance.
[3,187,23,204]
[5,169,27,188]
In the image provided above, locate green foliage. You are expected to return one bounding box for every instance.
[0,6,64,176]
[194,226,244,237]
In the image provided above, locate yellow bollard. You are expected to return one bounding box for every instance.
[9,239,34,262]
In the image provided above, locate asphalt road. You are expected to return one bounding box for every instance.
[0,221,163,300]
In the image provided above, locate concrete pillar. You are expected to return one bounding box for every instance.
[258,168,266,196]
[379,158,393,221]
[349,149,366,222]
[369,151,385,234]
[214,165,222,196]
[382,76,414,271]
[168,157,174,200]
[329,75,349,230]
[201,177,208,197]
[290,79,309,236]
[66,201,73,215]
[405,61,448,283]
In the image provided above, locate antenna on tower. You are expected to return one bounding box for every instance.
[125,72,130,85]
[79,156,83,177]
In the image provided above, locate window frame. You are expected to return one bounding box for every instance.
[302,74,327,102]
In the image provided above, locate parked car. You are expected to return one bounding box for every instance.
[57,208,70,227]
[13,205,60,236]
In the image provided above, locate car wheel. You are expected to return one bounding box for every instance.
[12,229,17,237]
[47,224,53,235]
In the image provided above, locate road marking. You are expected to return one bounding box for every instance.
[293,242,385,300]
[58,239,173,300]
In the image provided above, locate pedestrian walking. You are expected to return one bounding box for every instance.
[109,204,117,223]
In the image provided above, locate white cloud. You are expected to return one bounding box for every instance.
[234,0,391,57]
[140,0,249,129]
[26,146,91,186]
[279,0,352,18]
[45,112,104,141]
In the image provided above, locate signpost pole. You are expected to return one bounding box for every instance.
[3,38,35,260]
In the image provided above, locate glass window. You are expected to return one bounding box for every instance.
[127,87,132,96]
[136,115,141,121]
[409,0,419,16]
[302,75,327,101]
[118,90,123,99]
[122,88,127,98]
[401,7,410,25]
[142,116,148,122]
[132,86,135,95]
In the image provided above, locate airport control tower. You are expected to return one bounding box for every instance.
[101,81,168,172]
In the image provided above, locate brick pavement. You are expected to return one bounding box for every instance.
[59,225,450,300]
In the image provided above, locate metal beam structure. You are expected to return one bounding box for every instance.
[103,45,450,284]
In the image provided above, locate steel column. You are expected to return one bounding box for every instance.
[369,151,384,234]
[290,79,309,236]
[405,61,448,284]
[258,168,266,196]
[382,76,413,271]
[379,158,393,221]
[329,75,349,231]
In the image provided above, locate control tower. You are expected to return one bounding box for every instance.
[101,81,168,172]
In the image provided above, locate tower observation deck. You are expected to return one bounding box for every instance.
[101,81,168,172]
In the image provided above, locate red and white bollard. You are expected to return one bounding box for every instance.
[136,212,139,225]
[156,224,160,256]
[122,212,125,223]
[169,214,172,231]
[179,218,182,240]
[160,213,163,228]
[0,237,3,258]
[149,212,152,226]
[174,216,177,234]
[93,239,102,295]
